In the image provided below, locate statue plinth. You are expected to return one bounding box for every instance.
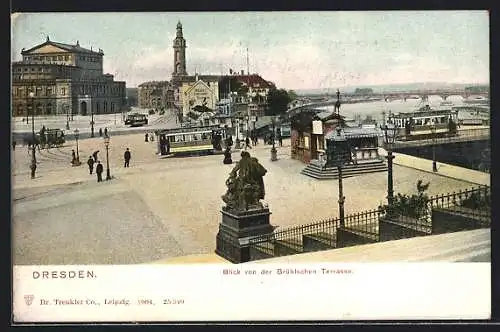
[215,207,274,263]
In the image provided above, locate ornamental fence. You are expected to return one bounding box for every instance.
[247,185,490,261]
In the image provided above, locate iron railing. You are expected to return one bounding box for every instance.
[247,185,491,262]
[427,185,491,227]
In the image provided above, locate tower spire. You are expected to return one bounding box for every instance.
[172,21,187,78]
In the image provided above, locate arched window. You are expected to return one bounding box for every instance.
[46,103,53,115]
[96,102,100,113]
[103,101,108,112]
[111,103,115,112]
[36,103,42,115]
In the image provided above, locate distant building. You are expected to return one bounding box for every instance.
[12,36,126,117]
[137,81,174,110]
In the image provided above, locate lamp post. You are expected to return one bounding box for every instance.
[332,128,349,227]
[103,136,111,180]
[270,116,278,161]
[65,104,70,130]
[88,95,94,138]
[29,91,36,178]
[430,121,438,172]
[382,122,398,206]
[74,128,81,165]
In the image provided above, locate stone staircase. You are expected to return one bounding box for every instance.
[300,159,388,180]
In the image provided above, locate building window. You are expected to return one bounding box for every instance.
[64,55,69,61]
[61,87,66,96]
[111,103,115,112]
[46,88,52,96]
[96,102,100,113]
[46,103,53,115]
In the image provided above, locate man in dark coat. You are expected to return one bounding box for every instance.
[95,161,103,182]
[124,148,131,167]
[87,156,95,174]
[104,127,108,137]
[71,149,76,164]
[30,162,36,179]
[99,128,103,137]
[12,140,16,151]
[92,150,99,162]
[145,133,149,142]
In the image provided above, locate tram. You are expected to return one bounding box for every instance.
[126,113,148,127]
[155,125,227,156]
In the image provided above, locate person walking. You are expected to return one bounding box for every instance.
[104,127,108,137]
[245,136,252,149]
[278,133,283,147]
[95,161,103,182]
[99,128,103,137]
[71,149,76,165]
[30,162,36,179]
[124,148,131,168]
[145,133,149,142]
[92,150,99,163]
[12,140,16,151]
[87,156,95,174]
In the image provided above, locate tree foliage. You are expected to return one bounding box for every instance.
[266,88,291,116]
[379,180,430,219]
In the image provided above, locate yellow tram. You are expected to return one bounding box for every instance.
[155,125,226,156]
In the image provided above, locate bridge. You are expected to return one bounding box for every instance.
[390,127,490,150]
[289,88,490,113]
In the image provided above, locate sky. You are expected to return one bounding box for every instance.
[11,11,489,90]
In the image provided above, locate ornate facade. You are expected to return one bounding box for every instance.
[11,37,126,117]
[137,81,174,109]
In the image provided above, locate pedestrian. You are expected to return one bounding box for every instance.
[30,162,36,179]
[245,137,252,149]
[92,150,99,162]
[278,133,283,147]
[99,128,103,137]
[87,156,95,174]
[71,149,76,164]
[95,161,103,182]
[145,133,149,142]
[124,148,131,167]
[104,127,108,137]
[12,140,16,151]
[150,133,154,141]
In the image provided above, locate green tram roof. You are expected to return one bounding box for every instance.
[155,125,224,136]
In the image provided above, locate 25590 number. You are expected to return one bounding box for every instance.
[163,298,185,305]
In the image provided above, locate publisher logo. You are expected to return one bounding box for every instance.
[24,295,34,306]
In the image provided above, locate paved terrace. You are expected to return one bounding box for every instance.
[12,132,489,265]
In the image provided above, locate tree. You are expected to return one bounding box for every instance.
[266,88,291,116]
[288,89,298,101]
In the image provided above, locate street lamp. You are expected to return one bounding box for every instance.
[29,91,36,179]
[103,136,111,180]
[88,95,94,138]
[382,122,398,206]
[74,129,81,165]
[330,128,350,227]
[430,120,438,172]
[270,116,278,161]
[65,104,70,130]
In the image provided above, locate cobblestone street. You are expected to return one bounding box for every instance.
[12,130,487,265]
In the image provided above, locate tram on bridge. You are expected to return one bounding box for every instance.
[154,125,227,156]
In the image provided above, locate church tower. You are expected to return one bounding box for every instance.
[172,21,187,78]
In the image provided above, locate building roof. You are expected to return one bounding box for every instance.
[22,39,103,55]
[229,74,275,89]
[138,81,171,87]
[254,116,275,130]
[325,126,382,141]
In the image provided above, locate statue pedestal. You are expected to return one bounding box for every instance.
[215,207,274,263]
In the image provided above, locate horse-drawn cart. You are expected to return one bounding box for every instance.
[39,128,65,148]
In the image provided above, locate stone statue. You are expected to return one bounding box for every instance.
[221,151,267,211]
